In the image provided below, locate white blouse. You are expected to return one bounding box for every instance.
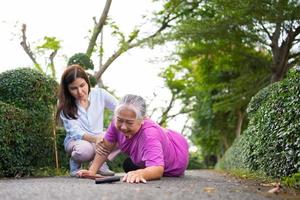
[60,88,117,147]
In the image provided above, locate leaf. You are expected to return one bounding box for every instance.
[203,187,216,193]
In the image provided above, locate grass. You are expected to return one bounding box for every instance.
[31,167,69,177]
[215,168,300,192]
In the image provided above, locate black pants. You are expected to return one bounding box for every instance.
[123,157,141,173]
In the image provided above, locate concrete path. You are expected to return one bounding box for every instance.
[0,170,297,200]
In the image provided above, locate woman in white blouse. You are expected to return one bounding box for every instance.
[57,64,118,177]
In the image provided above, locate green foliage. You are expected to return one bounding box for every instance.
[107,152,128,173]
[55,127,69,170]
[282,173,300,189]
[67,53,94,70]
[217,69,300,178]
[217,168,275,184]
[158,0,273,158]
[187,151,205,169]
[157,1,299,159]
[107,18,125,41]
[0,101,31,176]
[88,74,97,88]
[216,133,253,170]
[162,41,271,160]
[35,36,61,78]
[0,68,57,110]
[67,53,96,86]
[37,36,61,51]
[0,68,58,177]
[31,166,68,177]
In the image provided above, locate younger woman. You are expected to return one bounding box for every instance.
[57,64,118,177]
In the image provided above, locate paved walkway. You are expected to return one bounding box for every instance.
[0,170,297,200]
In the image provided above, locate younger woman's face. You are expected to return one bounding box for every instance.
[115,107,143,139]
[67,78,89,101]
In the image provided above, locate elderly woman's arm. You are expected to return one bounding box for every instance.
[77,139,115,177]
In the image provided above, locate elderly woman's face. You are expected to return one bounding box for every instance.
[115,107,143,139]
[67,77,89,101]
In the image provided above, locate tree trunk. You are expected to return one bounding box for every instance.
[269,23,300,83]
[270,45,290,83]
[235,109,244,138]
[221,134,229,151]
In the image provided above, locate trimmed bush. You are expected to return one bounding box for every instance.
[217,70,300,178]
[67,53,97,87]
[0,68,58,177]
[0,68,57,110]
[216,132,252,171]
[0,101,30,176]
[55,127,69,170]
[67,53,94,70]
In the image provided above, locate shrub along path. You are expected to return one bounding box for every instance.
[0,170,297,200]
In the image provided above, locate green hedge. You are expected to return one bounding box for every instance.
[217,70,300,178]
[67,53,94,70]
[0,101,30,176]
[0,68,58,177]
[67,53,97,87]
[0,68,57,110]
[55,127,69,170]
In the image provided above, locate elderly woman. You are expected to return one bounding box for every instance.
[77,94,189,183]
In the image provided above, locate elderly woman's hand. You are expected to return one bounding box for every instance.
[77,169,103,179]
[122,166,164,183]
[122,169,147,184]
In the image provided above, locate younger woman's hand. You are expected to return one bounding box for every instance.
[122,170,147,184]
[95,135,104,145]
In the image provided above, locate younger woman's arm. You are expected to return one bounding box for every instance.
[82,133,101,144]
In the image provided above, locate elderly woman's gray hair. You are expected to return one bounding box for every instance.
[114,94,146,120]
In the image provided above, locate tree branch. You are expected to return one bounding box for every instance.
[95,11,181,81]
[86,0,112,57]
[20,24,43,73]
[158,92,176,126]
[49,50,58,78]
[258,20,272,41]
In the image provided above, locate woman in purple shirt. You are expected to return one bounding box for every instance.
[78,94,189,183]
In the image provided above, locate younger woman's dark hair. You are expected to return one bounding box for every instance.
[56,64,91,120]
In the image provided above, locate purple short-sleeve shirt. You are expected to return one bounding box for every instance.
[104,119,189,176]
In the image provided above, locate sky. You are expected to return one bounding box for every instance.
[0,0,167,96]
[0,1,170,101]
[0,0,190,135]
